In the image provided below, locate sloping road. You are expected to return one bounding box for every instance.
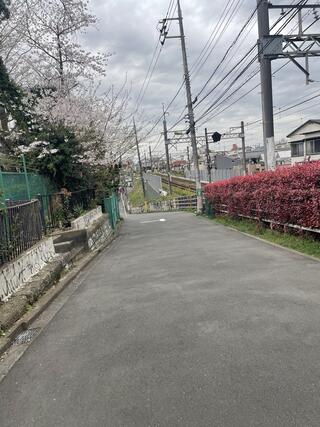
[1,212,320,426]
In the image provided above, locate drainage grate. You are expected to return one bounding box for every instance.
[13,328,40,345]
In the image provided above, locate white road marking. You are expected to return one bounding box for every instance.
[140,218,166,224]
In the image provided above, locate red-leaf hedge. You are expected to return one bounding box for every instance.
[204,161,320,229]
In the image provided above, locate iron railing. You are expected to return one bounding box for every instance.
[130,195,197,213]
[0,200,43,266]
[38,189,97,231]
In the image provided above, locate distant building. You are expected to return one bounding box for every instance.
[171,159,188,172]
[287,120,320,164]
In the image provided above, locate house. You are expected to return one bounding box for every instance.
[287,120,320,164]
[275,141,291,167]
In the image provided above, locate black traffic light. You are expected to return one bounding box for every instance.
[212,132,222,142]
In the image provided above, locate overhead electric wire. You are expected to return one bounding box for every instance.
[168,0,249,131]
[146,0,260,141]
[197,1,318,126]
[193,2,305,125]
[194,0,259,102]
[188,0,235,76]
[195,3,300,113]
[190,0,245,80]
[134,0,176,114]
[246,89,320,128]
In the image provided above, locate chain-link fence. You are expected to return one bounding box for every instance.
[0,171,56,202]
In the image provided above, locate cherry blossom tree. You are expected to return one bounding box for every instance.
[0,0,109,91]
[33,80,135,163]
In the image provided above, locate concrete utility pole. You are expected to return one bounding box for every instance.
[149,145,153,171]
[187,146,191,174]
[257,1,320,170]
[204,128,212,183]
[257,0,275,170]
[133,117,146,199]
[163,106,172,195]
[177,0,202,212]
[160,0,202,211]
[240,121,248,175]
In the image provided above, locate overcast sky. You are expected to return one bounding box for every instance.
[84,0,320,158]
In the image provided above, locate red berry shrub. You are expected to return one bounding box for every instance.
[204,161,320,229]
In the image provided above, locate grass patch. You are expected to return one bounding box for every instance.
[162,183,194,198]
[129,176,195,208]
[213,215,320,259]
[128,178,145,207]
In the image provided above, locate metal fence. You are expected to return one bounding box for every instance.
[0,170,56,202]
[185,168,243,182]
[130,195,197,213]
[0,200,43,266]
[38,189,97,231]
[104,193,120,229]
[0,189,98,266]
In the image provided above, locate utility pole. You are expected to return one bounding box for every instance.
[204,128,212,183]
[257,1,320,170]
[240,121,247,176]
[163,106,172,195]
[177,0,202,212]
[257,0,275,170]
[159,0,203,213]
[187,146,191,175]
[149,145,153,171]
[133,117,146,199]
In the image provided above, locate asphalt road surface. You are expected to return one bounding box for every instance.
[1,212,320,426]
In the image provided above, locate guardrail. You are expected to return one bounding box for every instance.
[0,200,43,266]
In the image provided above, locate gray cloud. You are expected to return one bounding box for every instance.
[84,0,320,155]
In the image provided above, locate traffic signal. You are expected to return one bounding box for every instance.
[212,132,222,142]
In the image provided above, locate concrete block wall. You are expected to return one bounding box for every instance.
[71,206,103,230]
[87,215,113,251]
[0,238,56,302]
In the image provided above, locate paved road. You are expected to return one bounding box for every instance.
[1,212,320,426]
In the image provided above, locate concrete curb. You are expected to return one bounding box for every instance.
[236,229,320,263]
[209,218,320,263]
[0,221,122,357]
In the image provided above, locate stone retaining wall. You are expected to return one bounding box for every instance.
[71,206,103,230]
[87,215,113,251]
[0,238,56,302]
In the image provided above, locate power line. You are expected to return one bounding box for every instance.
[134,0,176,113]
[169,0,248,130]
[190,0,244,80]
[193,4,305,124]
[194,0,259,102]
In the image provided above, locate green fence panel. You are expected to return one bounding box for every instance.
[0,172,56,201]
[104,193,120,230]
